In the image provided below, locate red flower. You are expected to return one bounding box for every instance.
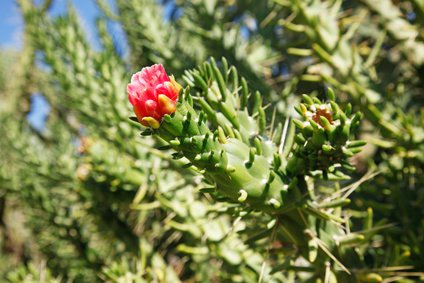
[127,64,181,128]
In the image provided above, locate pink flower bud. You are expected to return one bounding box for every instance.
[127,64,181,128]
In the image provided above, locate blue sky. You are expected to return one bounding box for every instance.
[0,0,103,49]
[0,1,23,48]
[1,0,105,130]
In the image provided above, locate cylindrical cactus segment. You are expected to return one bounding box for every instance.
[138,61,365,213]
[134,61,370,279]
[154,95,290,213]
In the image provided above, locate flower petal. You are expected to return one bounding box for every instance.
[158,94,177,115]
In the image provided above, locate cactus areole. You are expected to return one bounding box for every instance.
[127,64,181,128]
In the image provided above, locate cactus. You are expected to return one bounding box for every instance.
[133,58,372,280]
[1,0,424,281]
[289,92,364,179]
[136,59,364,211]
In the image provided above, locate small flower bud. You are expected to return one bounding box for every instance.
[127,64,181,128]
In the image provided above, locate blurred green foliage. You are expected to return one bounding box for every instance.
[0,0,423,282]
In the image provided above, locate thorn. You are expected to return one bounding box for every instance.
[238,190,248,202]
[312,97,321,104]
[240,77,248,109]
[171,152,184,159]
[142,117,160,129]
[129,116,139,122]
[342,147,354,157]
[268,198,281,209]
[249,147,256,163]
[302,94,314,105]
[330,101,339,113]
[293,119,304,129]
[211,57,227,100]
[309,119,319,130]
[157,145,171,150]
[320,116,333,132]
[254,137,262,155]
[198,111,205,124]
[163,114,172,123]
[224,124,235,138]
[182,163,193,168]
[294,133,306,145]
[345,103,352,116]
[140,129,153,136]
[322,144,333,152]
[268,171,275,183]
[170,139,181,146]
[226,165,236,172]
[351,112,362,125]
[252,91,261,115]
[300,103,308,114]
[273,153,281,169]
[217,126,227,144]
[327,87,335,101]
[233,129,242,140]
